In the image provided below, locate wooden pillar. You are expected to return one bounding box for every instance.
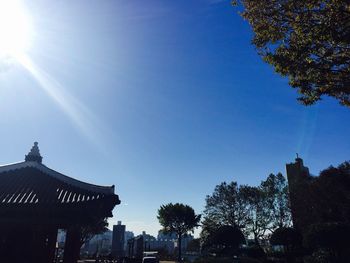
[63,227,82,263]
[46,228,58,263]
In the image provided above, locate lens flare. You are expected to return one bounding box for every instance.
[0,0,33,58]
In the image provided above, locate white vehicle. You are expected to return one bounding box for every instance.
[142,251,159,263]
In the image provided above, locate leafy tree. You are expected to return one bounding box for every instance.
[203,182,248,229]
[210,225,245,254]
[201,176,291,246]
[187,238,201,252]
[270,227,302,248]
[261,173,292,230]
[157,203,201,262]
[304,222,350,251]
[232,0,350,106]
[239,185,270,244]
[80,217,109,245]
[304,222,350,262]
[270,227,302,263]
[295,161,350,229]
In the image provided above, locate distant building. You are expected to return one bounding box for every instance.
[124,231,134,251]
[127,235,144,259]
[81,230,112,256]
[112,221,126,258]
[157,231,177,241]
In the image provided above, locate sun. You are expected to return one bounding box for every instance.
[0,0,33,58]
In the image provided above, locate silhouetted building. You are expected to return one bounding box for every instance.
[127,235,144,259]
[0,142,120,263]
[286,156,314,232]
[112,221,126,258]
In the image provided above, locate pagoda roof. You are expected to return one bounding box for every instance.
[0,143,120,209]
[0,161,115,195]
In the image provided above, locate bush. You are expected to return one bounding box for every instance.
[304,222,350,250]
[270,227,302,247]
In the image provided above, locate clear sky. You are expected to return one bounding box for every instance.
[0,0,350,237]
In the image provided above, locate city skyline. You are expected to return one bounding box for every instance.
[0,0,350,238]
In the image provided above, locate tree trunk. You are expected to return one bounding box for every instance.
[178,233,182,262]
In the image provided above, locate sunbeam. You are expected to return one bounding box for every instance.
[16,53,101,145]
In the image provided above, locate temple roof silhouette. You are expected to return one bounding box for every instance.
[0,142,120,215]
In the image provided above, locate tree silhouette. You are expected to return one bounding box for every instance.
[270,227,302,263]
[210,225,245,255]
[232,0,350,107]
[157,203,201,262]
[201,176,291,245]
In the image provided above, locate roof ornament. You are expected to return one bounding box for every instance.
[25,142,43,163]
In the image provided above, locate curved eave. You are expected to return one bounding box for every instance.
[0,161,115,195]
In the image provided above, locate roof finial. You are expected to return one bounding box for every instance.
[296,153,299,159]
[25,142,43,163]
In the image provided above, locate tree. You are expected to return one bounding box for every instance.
[201,177,291,246]
[304,222,350,262]
[210,225,245,255]
[186,238,201,252]
[232,0,350,106]
[294,161,350,228]
[261,173,292,230]
[157,203,201,262]
[202,182,248,229]
[270,227,302,263]
[80,217,109,246]
[239,185,270,244]
[270,227,302,249]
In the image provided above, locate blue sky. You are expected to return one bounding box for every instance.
[0,0,350,237]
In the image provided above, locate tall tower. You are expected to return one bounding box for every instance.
[286,156,313,232]
[112,221,126,258]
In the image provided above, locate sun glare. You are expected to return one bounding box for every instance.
[0,0,33,58]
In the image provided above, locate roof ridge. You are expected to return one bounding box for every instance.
[0,161,115,195]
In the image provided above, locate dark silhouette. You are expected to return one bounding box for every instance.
[157,203,201,262]
[270,227,302,263]
[286,158,350,262]
[304,222,350,262]
[232,0,350,107]
[0,143,120,263]
[201,175,291,246]
[208,225,245,256]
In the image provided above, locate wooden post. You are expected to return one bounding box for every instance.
[63,227,82,263]
[46,228,58,263]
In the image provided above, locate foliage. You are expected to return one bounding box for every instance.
[203,182,248,229]
[304,222,350,250]
[210,225,245,249]
[294,161,350,228]
[187,238,201,252]
[201,174,291,245]
[240,245,266,260]
[313,161,350,223]
[270,227,302,247]
[157,203,201,235]
[232,0,350,106]
[80,217,109,245]
[157,203,201,262]
[239,185,270,243]
[304,222,350,262]
[261,173,292,230]
[304,248,336,263]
